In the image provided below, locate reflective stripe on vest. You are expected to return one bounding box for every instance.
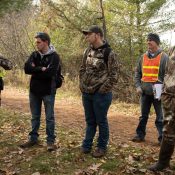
[141,53,162,82]
[0,68,5,78]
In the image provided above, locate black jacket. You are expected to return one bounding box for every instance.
[24,51,59,96]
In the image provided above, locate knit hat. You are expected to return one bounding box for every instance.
[147,33,160,45]
[82,25,103,37]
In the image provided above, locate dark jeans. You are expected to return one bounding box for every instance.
[29,92,56,144]
[136,94,163,142]
[82,92,112,150]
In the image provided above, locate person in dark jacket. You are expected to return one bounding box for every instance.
[20,32,60,151]
[132,33,168,144]
[79,25,119,158]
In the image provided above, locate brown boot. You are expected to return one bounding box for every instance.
[81,147,91,154]
[148,138,174,171]
[47,143,57,152]
[92,148,106,158]
[19,140,38,148]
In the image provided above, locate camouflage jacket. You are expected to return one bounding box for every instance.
[79,42,119,94]
[0,56,13,70]
[163,46,175,95]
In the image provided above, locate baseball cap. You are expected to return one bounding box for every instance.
[35,32,51,45]
[82,25,103,37]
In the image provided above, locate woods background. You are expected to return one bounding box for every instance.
[0,0,175,102]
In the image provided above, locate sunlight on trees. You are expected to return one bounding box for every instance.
[0,0,175,102]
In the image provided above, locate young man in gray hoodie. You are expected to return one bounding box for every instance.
[20,32,60,151]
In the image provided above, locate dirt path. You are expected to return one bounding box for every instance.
[1,87,160,148]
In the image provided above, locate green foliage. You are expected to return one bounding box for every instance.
[0,0,32,16]
[0,0,175,102]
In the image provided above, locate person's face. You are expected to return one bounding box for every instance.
[147,39,158,52]
[84,32,98,44]
[35,38,48,52]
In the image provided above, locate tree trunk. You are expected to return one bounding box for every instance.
[99,0,107,40]
[136,0,144,55]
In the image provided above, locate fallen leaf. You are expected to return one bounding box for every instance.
[31,172,40,175]
[18,149,24,155]
[139,169,147,173]
[89,163,102,171]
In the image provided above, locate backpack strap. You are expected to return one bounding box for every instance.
[103,47,111,67]
[84,46,111,67]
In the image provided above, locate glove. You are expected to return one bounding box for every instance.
[136,87,143,95]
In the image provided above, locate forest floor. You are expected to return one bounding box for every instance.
[0,86,174,175]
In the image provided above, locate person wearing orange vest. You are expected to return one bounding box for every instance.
[132,33,169,144]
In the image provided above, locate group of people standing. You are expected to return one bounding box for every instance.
[0,25,175,172]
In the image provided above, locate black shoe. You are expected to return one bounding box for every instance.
[132,135,145,142]
[81,147,91,154]
[19,140,38,148]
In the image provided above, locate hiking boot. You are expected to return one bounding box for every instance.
[19,140,38,148]
[148,162,170,172]
[81,147,91,154]
[148,138,174,172]
[92,148,106,158]
[47,143,57,152]
[132,135,145,142]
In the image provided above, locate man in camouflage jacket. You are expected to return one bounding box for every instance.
[0,55,13,105]
[149,46,175,171]
[0,56,13,70]
[79,25,119,158]
[0,55,13,89]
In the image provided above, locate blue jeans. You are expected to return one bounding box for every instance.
[82,92,112,150]
[136,94,163,142]
[29,92,56,144]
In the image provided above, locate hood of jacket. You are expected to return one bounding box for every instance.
[89,41,110,51]
[38,44,56,58]
[146,48,162,58]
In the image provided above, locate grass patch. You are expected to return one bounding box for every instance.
[101,159,121,172]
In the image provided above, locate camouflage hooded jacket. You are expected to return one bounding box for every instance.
[163,46,175,95]
[0,56,13,70]
[79,42,119,94]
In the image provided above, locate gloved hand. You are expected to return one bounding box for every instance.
[136,87,143,95]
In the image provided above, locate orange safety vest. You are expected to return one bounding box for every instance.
[141,53,162,82]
